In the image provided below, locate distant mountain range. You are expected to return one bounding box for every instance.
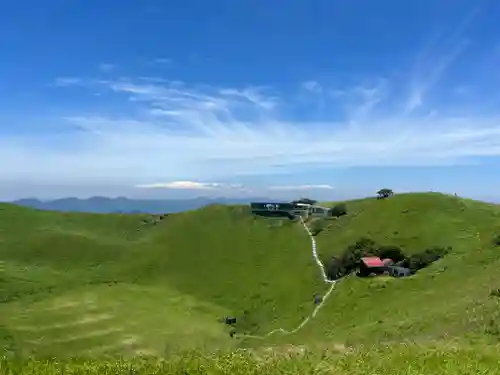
[10,196,273,214]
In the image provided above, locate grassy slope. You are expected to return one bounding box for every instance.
[1,192,500,371]
[0,204,325,358]
[283,193,500,346]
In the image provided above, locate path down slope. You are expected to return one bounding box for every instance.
[239,216,336,339]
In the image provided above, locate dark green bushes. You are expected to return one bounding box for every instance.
[325,238,450,280]
[400,246,450,272]
[376,188,394,199]
[492,233,500,246]
[329,203,347,218]
[376,245,406,263]
[325,237,376,279]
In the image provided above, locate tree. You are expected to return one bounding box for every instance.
[376,188,394,199]
[352,237,378,253]
[329,203,347,218]
[375,245,406,263]
[340,237,378,274]
[401,246,449,272]
[326,257,345,280]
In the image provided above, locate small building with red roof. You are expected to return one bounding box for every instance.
[382,258,394,266]
[359,256,387,277]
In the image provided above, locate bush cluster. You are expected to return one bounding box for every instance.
[399,246,450,271]
[329,203,347,218]
[492,233,500,246]
[325,237,449,280]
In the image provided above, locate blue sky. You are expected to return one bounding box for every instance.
[1,0,500,201]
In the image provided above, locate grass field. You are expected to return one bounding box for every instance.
[2,342,500,374]
[1,192,500,373]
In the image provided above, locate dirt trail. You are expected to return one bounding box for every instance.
[236,216,336,339]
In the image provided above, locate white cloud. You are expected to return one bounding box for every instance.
[403,8,479,114]
[267,184,334,191]
[3,24,500,187]
[4,75,500,185]
[218,87,278,110]
[137,181,221,189]
[135,180,334,193]
[136,181,243,190]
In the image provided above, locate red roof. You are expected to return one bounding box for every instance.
[361,257,385,268]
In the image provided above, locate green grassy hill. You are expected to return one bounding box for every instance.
[288,193,500,346]
[0,203,326,358]
[1,192,500,373]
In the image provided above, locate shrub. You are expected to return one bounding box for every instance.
[339,237,377,275]
[402,246,450,272]
[352,237,378,253]
[375,245,406,263]
[376,188,394,199]
[326,257,345,280]
[330,203,347,218]
[492,233,500,246]
[325,239,449,280]
[489,288,500,298]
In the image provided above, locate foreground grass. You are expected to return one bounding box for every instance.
[2,342,500,374]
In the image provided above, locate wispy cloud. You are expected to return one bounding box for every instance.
[135,180,333,193]
[4,10,500,188]
[3,71,500,186]
[403,8,480,114]
[268,184,334,191]
[136,181,243,190]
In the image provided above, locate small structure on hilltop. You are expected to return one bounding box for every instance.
[389,266,411,277]
[358,256,412,278]
[382,258,394,266]
[358,257,387,277]
[250,202,297,219]
[249,201,331,220]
